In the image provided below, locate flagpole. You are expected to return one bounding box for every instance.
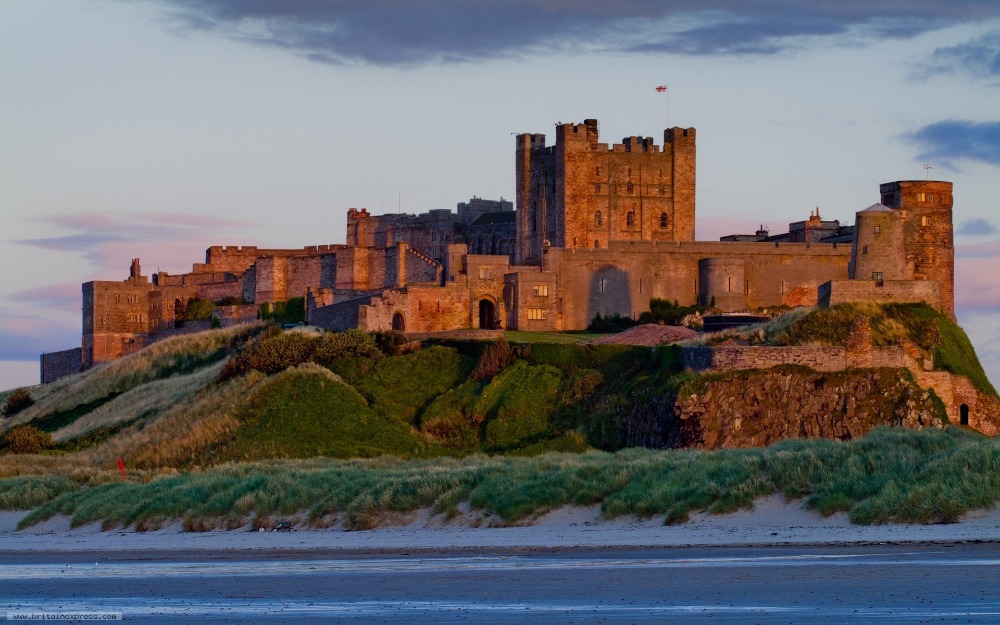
[656,85,669,130]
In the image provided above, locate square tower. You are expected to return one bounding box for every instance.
[515,119,696,264]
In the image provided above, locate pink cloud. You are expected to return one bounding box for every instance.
[955,255,1000,311]
[956,238,1000,258]
[17,211,264,274]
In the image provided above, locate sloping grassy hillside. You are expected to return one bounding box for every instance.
[208,364,425,461]
[2,303,995,479]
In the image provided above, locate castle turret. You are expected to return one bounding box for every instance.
[881,181,955,318]
[847,180,955,318]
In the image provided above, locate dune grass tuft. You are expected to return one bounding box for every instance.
[10,426,998,530]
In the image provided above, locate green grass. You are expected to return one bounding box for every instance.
[772,303,996,396]
[353,346,474,425]
[29,393,123,432]
[503,331,605,344]
[209,364,425,462]
[11,427,997,530]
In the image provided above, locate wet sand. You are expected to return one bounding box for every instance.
[2,495,998,554]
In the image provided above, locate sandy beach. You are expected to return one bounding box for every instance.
[2,495,998,554]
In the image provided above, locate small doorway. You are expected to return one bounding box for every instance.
[392,313,405,332]
[478,299,496,329]
[960,404,970,426]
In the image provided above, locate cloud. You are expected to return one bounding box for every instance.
[151,1,1000,67]
[956,238,1000,258]
[10,283,82,310]
[13,211,260,274]
[957,218,998,237]
[0,311,78,361]
[903,120,1000,169]
[920,31,1000,81]
[955,254,1000,311]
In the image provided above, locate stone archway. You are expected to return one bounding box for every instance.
[478,299,496,329]
[392,312,405,332]
[960,403,970,426]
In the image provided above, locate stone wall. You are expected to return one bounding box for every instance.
[819,279,943,312]
[359,285,474,333]
[40,348,81,384]
[539,238,850,330]
[308,294,374,332]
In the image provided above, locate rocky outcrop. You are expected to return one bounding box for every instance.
[672,368,945,449]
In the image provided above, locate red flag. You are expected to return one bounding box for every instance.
[655,85,667,92]
[118,456,126,477]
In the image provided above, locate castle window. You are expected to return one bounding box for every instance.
[874,225,881,234]
[626,211,635,227]
[594,240,600,249]
[626,183,634,194]
[527,308,547,320]
[660,213,668,228]
[917,192,926,202]
[921,216,929,227]
[595,166,600,176]
[533,285,549,297]
[594,211,602,227]
[479,267,495,280]
[872,272,884,285]
[114,294,120,304]
[594,183,601,194]
[627,167,632,179]
[863,245,869,254]
[658,185,665,195]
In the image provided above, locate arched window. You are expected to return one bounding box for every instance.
[594,211,602,226]
[594,240,600,249]
[660,212,668,228]
[626,211,635,227]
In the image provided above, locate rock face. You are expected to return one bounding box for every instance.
[619,368,946,450]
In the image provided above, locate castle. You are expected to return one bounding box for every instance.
[41,119,955,387]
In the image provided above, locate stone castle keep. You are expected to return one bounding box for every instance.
[42,119,956,388]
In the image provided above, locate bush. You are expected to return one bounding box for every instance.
[587,313,637,333]
[2,426,53,454]
[180,298,215,322]
[371,331,410,355]
[260,297,305,325]
[218,330,319,381]
[472,338,516,380]
[313,330,382,363]
[3,388,33,417]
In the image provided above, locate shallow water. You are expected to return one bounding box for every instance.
[3,544,998,623]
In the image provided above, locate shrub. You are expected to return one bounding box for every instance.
[472,338,516,380]
[260,297,305,325]
[2,426,53,454]
[211,316,222,329]
[371,331,410,355]
[180,298,215,321]
[312,330,382,363]
[587,313,637,333]
[3,388,34,417]
[218,330,318,381]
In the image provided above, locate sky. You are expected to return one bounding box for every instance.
[1,0,998,392]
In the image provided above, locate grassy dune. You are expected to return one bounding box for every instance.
[9,427,997,530]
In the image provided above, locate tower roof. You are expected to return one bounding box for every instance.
[860,203,893,212]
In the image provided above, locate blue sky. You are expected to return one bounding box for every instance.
[1,0,998,391]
